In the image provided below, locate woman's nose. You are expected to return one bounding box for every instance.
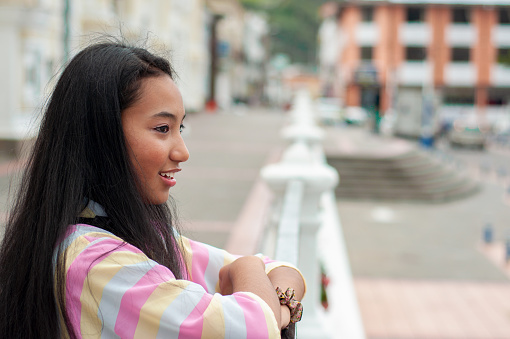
[171,136,190,163]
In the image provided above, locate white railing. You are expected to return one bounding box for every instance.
[261,90,366,339]
[273,180,304,266]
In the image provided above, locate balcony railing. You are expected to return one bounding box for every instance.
[261,90,366,339]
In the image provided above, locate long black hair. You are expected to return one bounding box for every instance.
[0,40,186,338]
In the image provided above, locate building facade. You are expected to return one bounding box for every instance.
[0,0,263,144]
[320,0,510,136]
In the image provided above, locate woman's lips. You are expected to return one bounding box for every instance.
[159,170,179,187]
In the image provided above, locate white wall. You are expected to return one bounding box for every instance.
[491,64,510,86]
[446,24,476,46]
[492,25,510,47]
[398,62,432,86]
[444,63,476,86]
[0,4,57,139]
[399,23,430,46]
[356,22,378,46]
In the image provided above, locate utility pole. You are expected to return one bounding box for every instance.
[63,0,71,63]
[206,14,222,112]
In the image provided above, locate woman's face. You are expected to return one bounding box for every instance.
[122,75,189,204]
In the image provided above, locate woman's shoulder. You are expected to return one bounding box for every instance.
[61,223,119,249]
[59,223,146,265]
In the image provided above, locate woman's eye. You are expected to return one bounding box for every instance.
[179,124,185,133]
[155,125,169,133]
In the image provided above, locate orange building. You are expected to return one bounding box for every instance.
[320,0,510,136]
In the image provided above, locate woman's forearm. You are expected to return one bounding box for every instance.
[219,259,306,330]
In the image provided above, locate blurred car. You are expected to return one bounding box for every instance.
[344,106,368,125]
[492,117,510,146]
[448,119,489,149]
[493,128,510,146]
[315,97,343,125]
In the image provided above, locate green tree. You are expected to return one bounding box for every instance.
[241,0,329,66]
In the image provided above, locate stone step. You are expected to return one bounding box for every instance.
[337,174,465,191]
[325,131,479,202]
[335,180,479,202]
[332,162,450,180]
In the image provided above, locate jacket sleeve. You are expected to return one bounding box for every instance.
[179,235,306,295]
[62,226,280,339]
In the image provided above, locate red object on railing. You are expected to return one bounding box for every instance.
[205,100,217,113]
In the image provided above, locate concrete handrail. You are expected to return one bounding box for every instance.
[261,90,366,339]
[274,180,303,266]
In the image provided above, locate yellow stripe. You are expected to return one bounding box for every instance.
[201,294,225,339]
[78,207,96,218]
[178,236,193,280]
[134,280,191,338]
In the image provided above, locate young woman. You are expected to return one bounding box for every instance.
[0,41,305,338]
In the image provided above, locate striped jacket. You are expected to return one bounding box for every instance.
[57,222,300,338]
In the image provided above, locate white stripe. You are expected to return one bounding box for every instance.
[86,200,108,217]
[203,245,226,293]
[156,282,206,339]
[221,295,248,339]
[98,261,157,338]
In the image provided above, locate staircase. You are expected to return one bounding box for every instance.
[324,127,479,202]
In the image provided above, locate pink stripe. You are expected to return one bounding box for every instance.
[66,225,79,236]
[234,294,269,339]
[189,240,209,289]
[178,293,211,339]
[114,265,175,337]
[260,255,276,266]
[65,238,134,332]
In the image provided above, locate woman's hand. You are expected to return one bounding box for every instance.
[268,266,306,330]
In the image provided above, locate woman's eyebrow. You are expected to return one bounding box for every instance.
[153,111,177,121]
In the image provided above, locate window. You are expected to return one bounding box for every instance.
[499,9,510,25]
[361,7,374,22]
[405,47,426,61]
[451,47,470,62]
[360,47,373,61]
[406,7,425,22]
[488,88,510,106]
[452,8,470,23]
[443,87,475,105]
[498,48,510,65]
